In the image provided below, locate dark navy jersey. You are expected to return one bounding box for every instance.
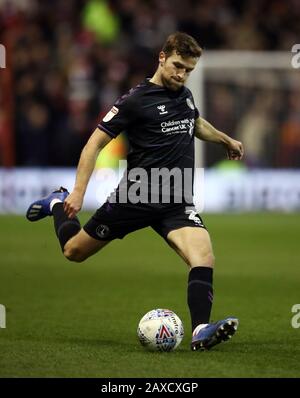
[98,79,199,204]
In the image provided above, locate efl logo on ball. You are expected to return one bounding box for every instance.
[137,309,184,352]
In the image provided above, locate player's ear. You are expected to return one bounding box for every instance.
[159,51,166,67]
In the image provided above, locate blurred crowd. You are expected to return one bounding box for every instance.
[0,0,300,167]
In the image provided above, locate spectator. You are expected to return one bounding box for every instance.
[0,0,299,167]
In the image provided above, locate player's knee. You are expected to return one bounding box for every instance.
[189,249,215,268]
[63,243,86,263]
[200,243,215,267]
[204,252,215,267]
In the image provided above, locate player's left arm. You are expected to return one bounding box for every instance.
[194,117,244,160]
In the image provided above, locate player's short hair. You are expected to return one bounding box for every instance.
[162,32,202,59]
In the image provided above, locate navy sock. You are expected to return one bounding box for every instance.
[188,266,214,331]
[52,203,81,250]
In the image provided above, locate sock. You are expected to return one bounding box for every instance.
[52,203,81,250]
[187,266,214,332]
[50,198,62,212]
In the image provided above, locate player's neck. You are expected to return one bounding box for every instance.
[149,70,163,87]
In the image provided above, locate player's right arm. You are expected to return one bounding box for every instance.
[64,128,112,218]
[64,89,137,218]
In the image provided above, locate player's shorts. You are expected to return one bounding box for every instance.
[83,201,206,241]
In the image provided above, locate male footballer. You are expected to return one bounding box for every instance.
[27,32,244,351]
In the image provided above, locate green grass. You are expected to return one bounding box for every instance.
[0,213,300,378]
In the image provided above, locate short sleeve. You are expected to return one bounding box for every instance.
[98,90,138,139]
[186,88,200,119]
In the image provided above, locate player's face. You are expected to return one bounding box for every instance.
[159,51,198,91]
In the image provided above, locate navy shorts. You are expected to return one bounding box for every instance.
[83,201,206,241]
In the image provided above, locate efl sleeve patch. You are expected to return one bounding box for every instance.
[98,88,139,138]
[103,106,119,122]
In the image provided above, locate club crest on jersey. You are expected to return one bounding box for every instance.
[157,105,168,115]
[103,106,119,122]
[186,98,195,110]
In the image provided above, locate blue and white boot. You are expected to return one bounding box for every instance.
[26,187,69,222]
[191,317,239,351]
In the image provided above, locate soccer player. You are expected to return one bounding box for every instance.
[26,32,244,351]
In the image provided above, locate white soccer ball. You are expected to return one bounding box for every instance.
[137,309,184,352]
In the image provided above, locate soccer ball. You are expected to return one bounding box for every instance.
[137,309,184,352]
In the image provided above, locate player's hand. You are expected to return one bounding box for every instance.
[63,191,83,219]
[225,139,244,160]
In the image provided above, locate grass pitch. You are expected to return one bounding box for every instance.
[0,212,299,378]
